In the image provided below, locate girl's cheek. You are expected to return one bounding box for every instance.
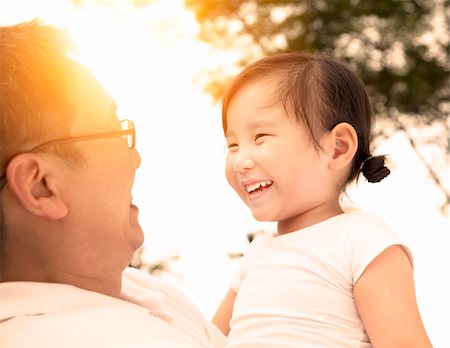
[225,159,234,183]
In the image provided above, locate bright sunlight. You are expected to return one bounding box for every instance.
[1,1,448,345]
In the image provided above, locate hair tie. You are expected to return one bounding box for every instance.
[360,156,373,170]
[361,155,391,183]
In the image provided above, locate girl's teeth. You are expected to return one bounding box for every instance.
[246,180,273,193]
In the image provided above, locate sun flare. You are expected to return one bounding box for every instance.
[1,3,448,344]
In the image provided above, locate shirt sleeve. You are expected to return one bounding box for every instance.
[345,213,413,285]
[121,267,226,347]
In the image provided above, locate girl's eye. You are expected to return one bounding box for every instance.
[227,143,238,150]
[255,134,269,142]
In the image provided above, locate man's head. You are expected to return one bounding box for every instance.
[0,21,80,175]
[0,20,143,297]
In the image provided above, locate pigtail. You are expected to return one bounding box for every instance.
[360,155,391,183]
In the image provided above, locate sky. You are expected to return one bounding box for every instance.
[1,1,449,346]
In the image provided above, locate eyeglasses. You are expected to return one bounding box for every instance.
[0,119,135,190]
[29,119,136,152]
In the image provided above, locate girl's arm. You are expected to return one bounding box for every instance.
[354,245,432,348]
[212,288,237,336]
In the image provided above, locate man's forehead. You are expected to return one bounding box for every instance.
[70,61,118,130]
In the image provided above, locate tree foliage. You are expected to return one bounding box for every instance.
[186,0,449,121]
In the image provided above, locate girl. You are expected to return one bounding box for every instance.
[213,52,431,347]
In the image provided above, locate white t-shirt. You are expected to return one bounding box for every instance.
[228,212,412,348]
[0,267,225,348]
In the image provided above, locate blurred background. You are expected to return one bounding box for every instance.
[1,0,448,346]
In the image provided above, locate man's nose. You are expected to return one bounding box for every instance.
[133,148,141,169]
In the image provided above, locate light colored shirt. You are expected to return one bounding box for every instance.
[228,212,412,348]
[0,267,225,347]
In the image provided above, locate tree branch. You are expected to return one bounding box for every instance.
[389,112,450,214]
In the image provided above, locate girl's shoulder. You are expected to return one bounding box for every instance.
[331,210,388,228]
[292,211,391,239]
[340,211,413,275]
[342,211,394,235]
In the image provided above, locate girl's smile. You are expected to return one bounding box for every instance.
[242,179,273,196]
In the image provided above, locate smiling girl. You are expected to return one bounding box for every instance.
[213,52,431,347]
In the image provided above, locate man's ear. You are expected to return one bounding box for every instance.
[5,153,68,219]
[326,122,358,170]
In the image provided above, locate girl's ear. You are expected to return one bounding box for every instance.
[327,122,358,170]
[5,153,68,219]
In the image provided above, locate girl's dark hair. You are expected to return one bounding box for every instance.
[222,52,390,185]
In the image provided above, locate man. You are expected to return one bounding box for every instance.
[0,20,225,347]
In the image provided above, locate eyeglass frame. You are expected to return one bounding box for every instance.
[0,119,135,190]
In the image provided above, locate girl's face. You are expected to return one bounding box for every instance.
[225,79,342,234]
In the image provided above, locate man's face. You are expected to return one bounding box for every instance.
[53,63,144,281]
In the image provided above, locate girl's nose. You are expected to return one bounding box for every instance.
[234,152,255,172]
